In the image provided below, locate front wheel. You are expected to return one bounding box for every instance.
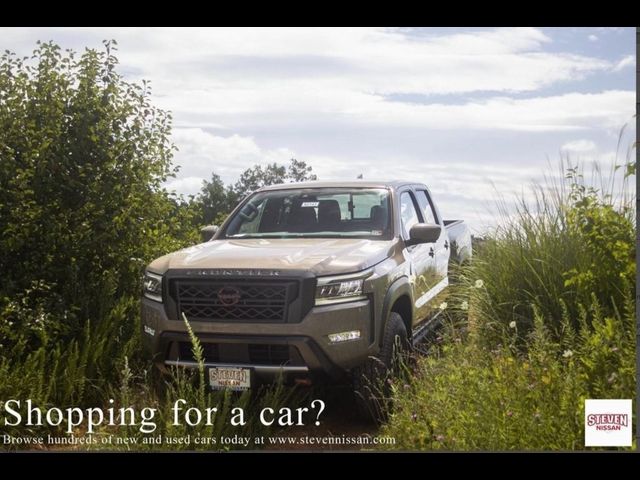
[352,312,409,424]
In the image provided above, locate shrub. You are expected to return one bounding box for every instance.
[0,41,198,348]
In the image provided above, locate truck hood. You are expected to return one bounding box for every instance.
[148,238,397,276]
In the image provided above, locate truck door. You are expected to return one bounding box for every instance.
[399,191,438,325]
[415,189,450,313]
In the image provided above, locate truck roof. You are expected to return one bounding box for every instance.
[257,180,417,191]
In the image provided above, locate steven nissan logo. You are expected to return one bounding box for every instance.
[217,286,242,306]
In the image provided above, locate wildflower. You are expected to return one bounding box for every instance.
[509,321,516,329]
[533,411,541,420]
[411,413,418,422]
[435,434,445,442]
[562,349,573,358]
[506,411,513,417]
[460,301,469,311]
[439,302,448,311]
[474,279,484,289]
[403,384,411,391]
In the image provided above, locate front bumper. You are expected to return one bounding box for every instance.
[141,296,376,380]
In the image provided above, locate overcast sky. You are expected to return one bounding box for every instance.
[1,27,636,233]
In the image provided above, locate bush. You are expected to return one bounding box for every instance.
[0,40,198,350]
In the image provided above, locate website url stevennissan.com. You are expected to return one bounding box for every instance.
[268,435,396,447]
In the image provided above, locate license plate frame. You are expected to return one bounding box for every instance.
[208,366,251,391]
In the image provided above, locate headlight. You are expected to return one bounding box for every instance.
[315,271,371,305]
[143,271,163,302]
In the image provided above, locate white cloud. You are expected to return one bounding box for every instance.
[1,28,629,135]
[613,54,635,72]
[561,139,597,152]
[588,34,598,42]
[0,27,613,97]
[345,90,635,132]
[169,129,296,184]
[165,176,206,197]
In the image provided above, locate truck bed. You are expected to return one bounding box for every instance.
[444,219,472,265]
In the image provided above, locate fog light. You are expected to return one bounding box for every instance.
[328,330,361,343]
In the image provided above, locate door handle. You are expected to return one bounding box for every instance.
[429,247,434,257]
[444,241,449,250]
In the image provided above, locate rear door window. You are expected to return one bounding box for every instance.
[416,190,438,224]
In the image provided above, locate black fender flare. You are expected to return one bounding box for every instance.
[379,276,413,347]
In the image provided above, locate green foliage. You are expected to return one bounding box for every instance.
[0,40,198,349]
[0,296,140,438]
[196,172,236,225]
[563,167,635,306]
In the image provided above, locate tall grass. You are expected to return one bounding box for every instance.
[0,300,299,450]
[456,158,635,346]
[0,296,140,435]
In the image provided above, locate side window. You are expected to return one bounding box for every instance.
[399,192,420,238]
[416,190,438,224]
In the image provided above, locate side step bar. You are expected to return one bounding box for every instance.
[411,310,444,346]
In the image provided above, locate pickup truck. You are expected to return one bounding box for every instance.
[141,180,471,419]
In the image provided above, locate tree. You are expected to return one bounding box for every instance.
[287,158,318,182]
[231,158,317,200]
[197,172,235,225]
[0,40,196,341]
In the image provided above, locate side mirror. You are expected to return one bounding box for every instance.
[200,225,219,242]
[408,223,441,245]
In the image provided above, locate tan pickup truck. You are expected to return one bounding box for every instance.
[141,180,471,418]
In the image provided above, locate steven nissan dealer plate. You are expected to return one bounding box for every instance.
[209,366,251,391]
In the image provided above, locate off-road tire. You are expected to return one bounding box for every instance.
[352,311,409,424]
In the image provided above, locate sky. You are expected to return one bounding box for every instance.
[0,27,636,233]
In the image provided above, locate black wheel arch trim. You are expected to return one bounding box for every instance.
[379,276,413,347]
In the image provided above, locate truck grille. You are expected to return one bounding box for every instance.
[171,280,296,322]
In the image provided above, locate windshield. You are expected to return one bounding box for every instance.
[222,188,392,240]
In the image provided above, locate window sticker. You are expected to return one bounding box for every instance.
[301,201,319,207]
